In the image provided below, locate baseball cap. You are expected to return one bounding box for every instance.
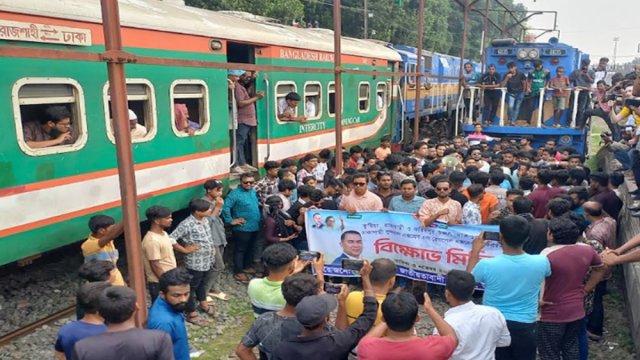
[128,109,137,121]
[295,294,338,328]
[228,69,245,76]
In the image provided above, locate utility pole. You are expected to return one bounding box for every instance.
[363,0,368,39]
[613,37,619,71]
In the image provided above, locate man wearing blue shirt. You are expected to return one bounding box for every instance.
[222,173,262,283]
[467,215,551,360]
[388,179,425,214]
[148,268,192,360]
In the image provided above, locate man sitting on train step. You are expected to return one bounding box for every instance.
[278,92,308,123]
[23,105,76,149]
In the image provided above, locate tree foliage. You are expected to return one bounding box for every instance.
[185,0,528,60]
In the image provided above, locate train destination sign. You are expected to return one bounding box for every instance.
[0,20,92,46]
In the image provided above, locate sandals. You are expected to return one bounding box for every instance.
[234,273,250,284]
[187,314,208,327]
[198,304,217,317]
[208,291,230,301]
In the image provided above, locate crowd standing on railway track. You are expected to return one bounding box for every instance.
[48,67,640,360]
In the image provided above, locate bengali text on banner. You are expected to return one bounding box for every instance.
[305,209,503,285]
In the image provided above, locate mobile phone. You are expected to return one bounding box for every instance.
[341,258,364,271]
[483,231,500,241]
[624,98,640,108]
[324,282,342,294]
[299,251,320,261]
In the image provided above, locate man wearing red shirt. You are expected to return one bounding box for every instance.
[527,169,565,218]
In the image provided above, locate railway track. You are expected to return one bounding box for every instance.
[0,305,75,346]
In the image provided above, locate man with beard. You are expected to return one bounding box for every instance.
[374,172,400,209]
[148,268,193,360]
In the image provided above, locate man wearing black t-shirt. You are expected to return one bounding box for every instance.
[481,64,502,125]
[72,287,172,360]
[502,62,528,125]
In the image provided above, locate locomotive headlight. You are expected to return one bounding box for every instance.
[528,50,539,59]
[517,49,528,59]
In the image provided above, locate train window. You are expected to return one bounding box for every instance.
[13,78,88,156]
[376,82,388,110]
[327,82,343,117]
[358,82,370,113]
[275,82,297,123]
[303,82,322,120]
[407,63,417,87]
[103,79,157,144]
[170,80,210,137]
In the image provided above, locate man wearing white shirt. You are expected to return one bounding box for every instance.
[434,270,511,360]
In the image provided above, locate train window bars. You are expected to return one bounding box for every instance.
[303,82,322,121]
[275,81,297,124]
[358,82,370,113]
[327,82,343,117]
[170,80,210,137]
[103,79,157,144]
[376,82,388,111]
[12,78,88,156]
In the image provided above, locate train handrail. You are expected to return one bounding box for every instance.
[499,88,507,126]
[263,74,271,163]
[537,88,545,128]
[398,83,406,144]
[454,88,464,135]
[571,89,581,128]
[467,86,480,124]
[228,78,238,168]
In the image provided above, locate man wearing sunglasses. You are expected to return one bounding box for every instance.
[338,173,383,213]
[418,178,462,227]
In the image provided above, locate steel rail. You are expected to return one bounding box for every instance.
[0,305,75,346]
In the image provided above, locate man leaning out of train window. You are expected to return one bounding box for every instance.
[278,92,308,123]
[23,105,77,148]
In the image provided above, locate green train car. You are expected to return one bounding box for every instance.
[0,0,401,265]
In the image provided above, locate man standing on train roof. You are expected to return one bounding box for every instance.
[461,62,481,121]
[480,64,502,126]
[570,59,595,126]
[231,69,263,173]
[278,92,308,123]
[502,62,528,126]
[23,105,76,149]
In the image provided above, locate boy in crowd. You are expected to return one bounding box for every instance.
[201,179,230,300]
[55,282,110,360]
[81,215,125,286]
[141,205,177,302]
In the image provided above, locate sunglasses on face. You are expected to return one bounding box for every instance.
[243,181,255,185]
[353,182,367,187]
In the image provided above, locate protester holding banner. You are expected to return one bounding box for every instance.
[467,216,551,360]
[418,178,462,227]
[388,179,426,214]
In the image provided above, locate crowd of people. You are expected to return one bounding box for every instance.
[52,121,640,359]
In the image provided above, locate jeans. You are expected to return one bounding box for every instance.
[506,92,525,124]
[575,90,591,126]
[232,230,258,274]
[186,268,210,313]
[579,317,589,360]
[205,245,225,293]
[483,93,501,124]
[587,280,607,336]
[495,320,537,360]
[614,149,632,170]
[235,123,252,166]
[579,108,619,139]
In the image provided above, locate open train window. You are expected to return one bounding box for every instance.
[303,82,322,120]
[327,82,343,117]
[358,82,370,113]
[407,63,417,87]
[103,79,157,144]
[170,80,210,137]
[12,78,88,156]
[275,82,297,123]
[376,82,388,110]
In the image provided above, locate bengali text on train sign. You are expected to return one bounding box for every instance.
[0,20,92,46]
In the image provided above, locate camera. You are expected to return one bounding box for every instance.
[341,259,364,271]
[299,251,320,261]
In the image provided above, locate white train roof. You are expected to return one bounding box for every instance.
[0,0,401,62]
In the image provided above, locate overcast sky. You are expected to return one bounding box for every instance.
[515,0,640,64]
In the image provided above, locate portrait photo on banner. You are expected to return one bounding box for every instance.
[305,210,503,285]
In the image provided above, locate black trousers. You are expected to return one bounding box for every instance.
[587,280,607,336]
[537,319,582,360]
[483,93,501,124]
[186,268,209,313]
[495,320,537,360]
[232,230,258,274]
[148,282,160,304]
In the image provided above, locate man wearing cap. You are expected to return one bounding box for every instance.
[272,262,378,360]
[230,69,263,172]
[128,109,147,140]
[278,92,307,123]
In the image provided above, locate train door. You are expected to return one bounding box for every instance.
[227,42,257,169]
